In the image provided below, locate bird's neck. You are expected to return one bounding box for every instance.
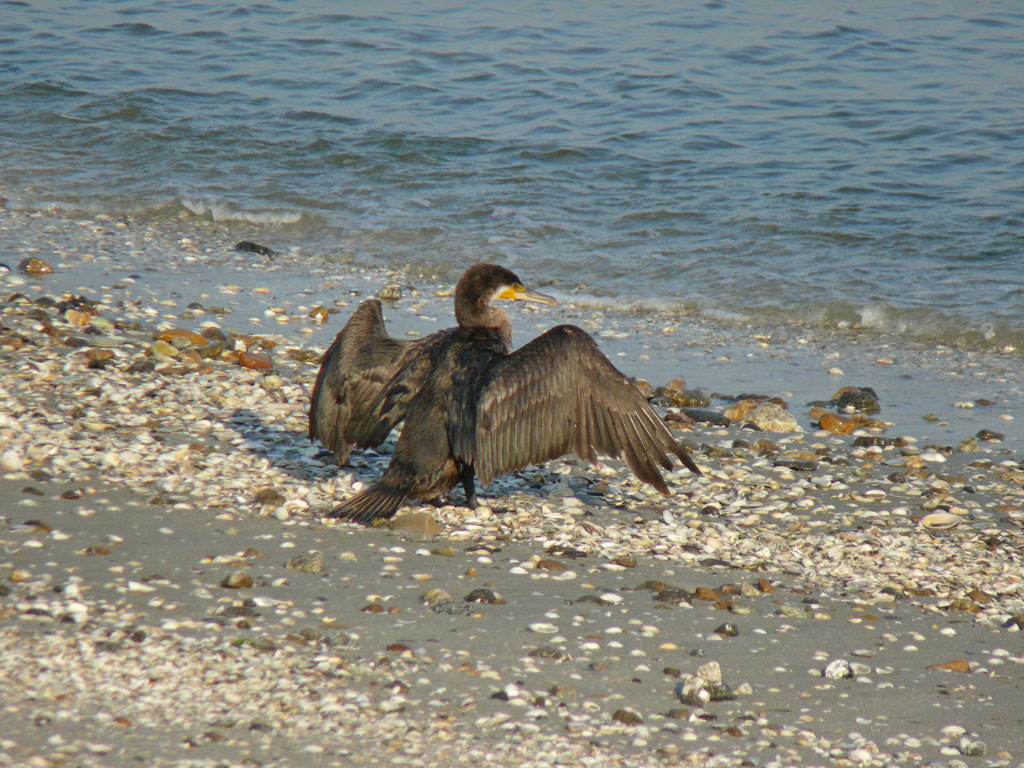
[456,303,512,345]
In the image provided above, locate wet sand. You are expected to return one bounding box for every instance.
[1,209,1024,767]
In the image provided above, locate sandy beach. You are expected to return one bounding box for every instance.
[2,209,1024,768]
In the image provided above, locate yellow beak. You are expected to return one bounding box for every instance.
[499,284,558,306]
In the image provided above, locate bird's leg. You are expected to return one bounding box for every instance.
[459,462,478,508]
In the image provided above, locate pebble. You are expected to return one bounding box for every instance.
[287,551,326,574]
[18,257,54,275]
[238,350,273,370]
[388,512,442,536]
[221,571,254,589]
[818,412,858,435]
[1,449,24,471]
[746,402,800,433]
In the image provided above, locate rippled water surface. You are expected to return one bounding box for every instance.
[3,1,1023,346]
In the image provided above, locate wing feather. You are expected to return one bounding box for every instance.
[309,300,411,463]
[469,325,701,493]
[309,300,444,463]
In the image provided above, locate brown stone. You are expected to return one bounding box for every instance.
[238,351,273,370]
[148,340,180,358]
[18,257,54,275]
[388,512,441,536]
[85,349,115,369]
[818,412,857,434]
[536,558,566,572]
[723,399,757,421]
[611,708,642,725]
[928,658,970,673]
[157,328,208,347]
[756,578,775,593]
[201,326,227,341]
[947,598,982,614]
[64,308,94,327]
[287,551,326,574]
[254,488,285,507]
[221,571,253,589]
[694,587,720,601]
[808,406,829,422]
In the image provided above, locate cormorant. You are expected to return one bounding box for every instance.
[309,264,701,523]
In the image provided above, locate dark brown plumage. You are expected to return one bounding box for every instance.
[308,264,701,523]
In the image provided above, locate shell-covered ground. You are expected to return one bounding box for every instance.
[2,210,1023,767]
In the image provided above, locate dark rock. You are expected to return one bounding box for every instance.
[707,682,736,701]
[833,386,880,413]
[659,388,710,408]
[714,622,739,637]
[853,435,907,448]
[545,545,587,559]
[654,588,691,606]
[976,429,1004,442]
[774,458,817,472]
[612,708,643,725]
[429,598,476,616]
[234,241,277,257]
[254,488,285,507]
[127,358,156,374]
[681,408,731,426]
[465,588,505,605]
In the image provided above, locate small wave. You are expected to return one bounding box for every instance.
[178,197,306,226]
[747,300,1024,353]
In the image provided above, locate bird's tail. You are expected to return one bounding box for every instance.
[327,485,409,525]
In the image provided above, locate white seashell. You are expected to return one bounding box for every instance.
[920,512,961,530]
[823,659,852,679]
[528,622,558,634]
[1,449,23,471]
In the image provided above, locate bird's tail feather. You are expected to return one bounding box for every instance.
[327,485,408,525]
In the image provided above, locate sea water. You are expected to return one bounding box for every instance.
[2,0,1023,350]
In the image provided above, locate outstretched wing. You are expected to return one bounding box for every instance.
[308,300,413,464]
[465,324,701,493]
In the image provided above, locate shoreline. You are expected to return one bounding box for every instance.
[2,207,1024,766]
[2,206,1021,452]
